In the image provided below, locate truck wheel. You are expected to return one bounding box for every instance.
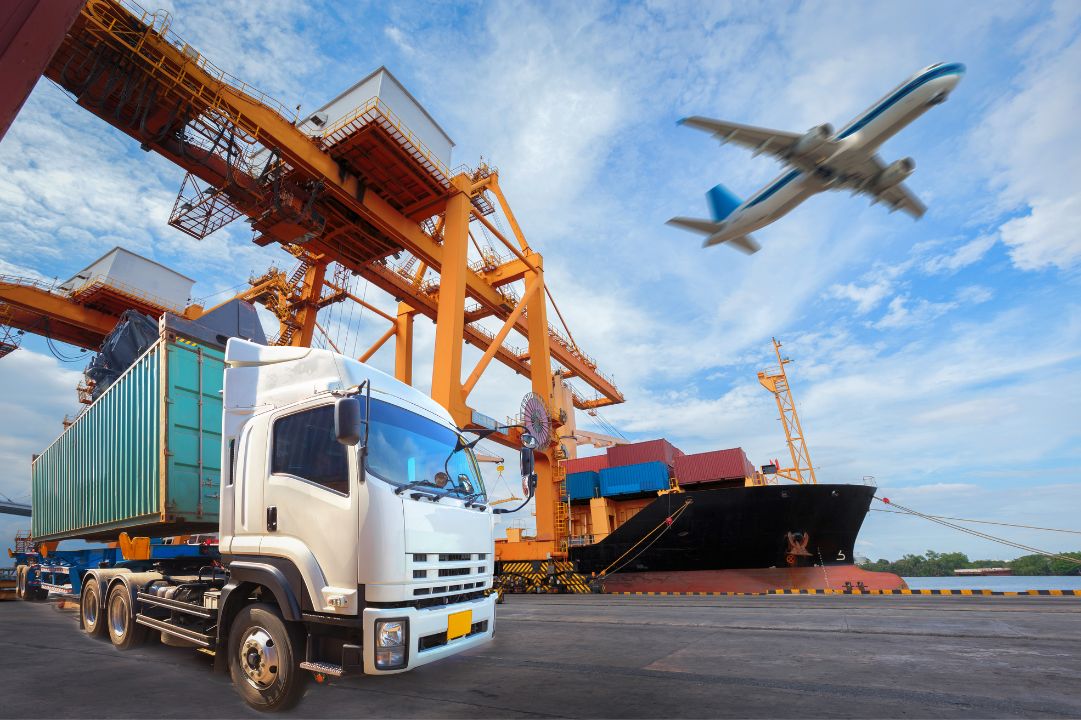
[81,578,107,638]
[15,566,26,600]
[106,583,147,650]
[228,603,308,712]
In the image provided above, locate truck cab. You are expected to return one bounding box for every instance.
[219,339,497,677]
[63,332,507,711]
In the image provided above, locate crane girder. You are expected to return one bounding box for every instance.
[0,280,117,349]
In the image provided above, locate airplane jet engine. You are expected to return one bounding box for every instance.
[873,157,915,191]
[790,124,834,162]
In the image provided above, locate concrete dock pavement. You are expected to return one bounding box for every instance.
[1,594,1079,717]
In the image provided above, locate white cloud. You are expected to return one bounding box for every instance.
[923,234,997,274]
[873,285,991,329]
[999,195,1081,270]
[384,26,415,56]
[874,295,955,329]
[974,5,1081,270]
[955,285,993,304]
[828,280,893,315]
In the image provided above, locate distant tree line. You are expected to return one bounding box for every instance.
[858,550,1081,576]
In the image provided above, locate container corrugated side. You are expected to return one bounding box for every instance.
[675,448,754,485]
[563,454,608,474]
[566,471,600,501]
[606,439,683,469]
[598,461,670,497]
[162,338,224,527]
[31,336,223,542]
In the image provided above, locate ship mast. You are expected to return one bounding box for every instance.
[757,338,817,485]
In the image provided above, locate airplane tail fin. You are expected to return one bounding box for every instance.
[706,184,742,222]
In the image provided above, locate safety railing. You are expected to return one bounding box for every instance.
[0,274,62,293]
[466,321,525,358]
[319,96,452,182]
[67,273,187,313]
[105,0,300,122]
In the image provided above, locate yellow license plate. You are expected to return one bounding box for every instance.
[447,609,472,640]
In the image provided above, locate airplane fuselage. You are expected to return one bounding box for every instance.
[710,63,965,244]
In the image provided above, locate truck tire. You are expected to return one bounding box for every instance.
[106,583,147,650]
[15,566,26,600]
[80,577,107,638]
[228,603,308,712]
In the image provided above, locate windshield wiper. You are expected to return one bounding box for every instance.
[459,490,487,508]
[394,479,443,499]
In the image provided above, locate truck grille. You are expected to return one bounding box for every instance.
[410,552,491,598]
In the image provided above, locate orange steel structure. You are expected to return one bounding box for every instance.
[0,273,194,354]
[11,0,623,560]
[757,338,818,485]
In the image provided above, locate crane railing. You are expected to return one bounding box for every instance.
[319,96,452,184]
[104,0,299,123]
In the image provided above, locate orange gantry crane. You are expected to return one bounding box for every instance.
[0,269,199,357]
[4,0,624,560]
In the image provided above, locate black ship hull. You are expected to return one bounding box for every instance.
[569,483,876,575]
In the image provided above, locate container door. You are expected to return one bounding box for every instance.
[261,402,361,614]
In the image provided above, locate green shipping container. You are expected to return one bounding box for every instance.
[31,333,224,542]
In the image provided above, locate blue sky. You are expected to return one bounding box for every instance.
[1,0,1080,562]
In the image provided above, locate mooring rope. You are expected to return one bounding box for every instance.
[598,500,693,577]
[877,497,1081,566]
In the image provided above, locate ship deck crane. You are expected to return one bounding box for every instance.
[757,337,818,484]
[2,0,624,559]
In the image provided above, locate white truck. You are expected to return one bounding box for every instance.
[34,314,528,711]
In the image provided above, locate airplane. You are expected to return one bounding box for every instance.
[668,62,966,254]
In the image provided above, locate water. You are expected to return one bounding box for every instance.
[903,576,1081,591]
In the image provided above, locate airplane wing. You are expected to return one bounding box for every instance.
[678,117,837,169]
[844,154,927,219]
[679,117,801,158]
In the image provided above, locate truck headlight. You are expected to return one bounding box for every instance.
[374,619,407,670]
[377,620,404,647]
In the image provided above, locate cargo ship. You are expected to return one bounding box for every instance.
[563,440,876,576]
[494,338,905,594]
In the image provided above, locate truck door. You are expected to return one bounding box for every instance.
[261,402,361,614]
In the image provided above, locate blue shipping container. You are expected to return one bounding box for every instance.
[598,461,670,497]
[566,471,599,501]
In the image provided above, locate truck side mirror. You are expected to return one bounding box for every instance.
[335,397,363,446]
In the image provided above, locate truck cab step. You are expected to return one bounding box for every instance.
[300,661,344,677]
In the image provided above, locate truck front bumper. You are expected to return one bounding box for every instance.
[361,593,496,674]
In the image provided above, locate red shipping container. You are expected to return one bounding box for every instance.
[563,454,609,474]
[675,448,755,485]
[607,439,684,469]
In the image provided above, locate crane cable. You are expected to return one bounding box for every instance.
[876,497,1081,566]
[598,499,693,577]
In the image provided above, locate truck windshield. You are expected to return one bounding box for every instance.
[365,398,485,501]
